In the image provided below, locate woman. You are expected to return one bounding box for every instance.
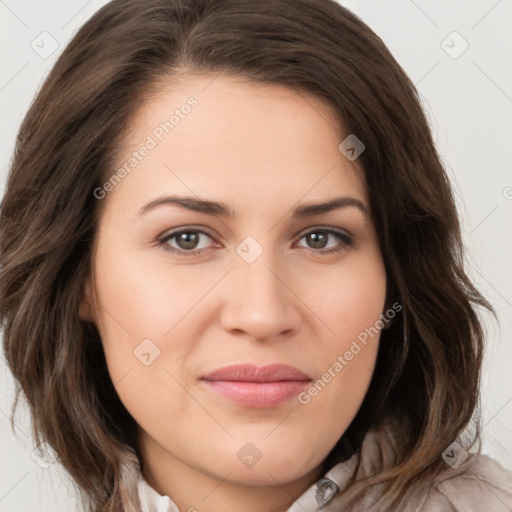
[1,0,511,511]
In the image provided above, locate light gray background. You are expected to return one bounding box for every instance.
[1,1,511,510]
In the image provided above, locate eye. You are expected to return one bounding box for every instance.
[157,226,353,256]
[295,227,353,254]
[158,228,218,255]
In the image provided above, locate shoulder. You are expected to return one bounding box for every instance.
[419,453,512,511]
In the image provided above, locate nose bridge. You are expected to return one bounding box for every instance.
[220,236,300,340]
[237,241,289,314]
[239,250,284,304]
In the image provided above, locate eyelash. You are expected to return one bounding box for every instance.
[157,226,354,256]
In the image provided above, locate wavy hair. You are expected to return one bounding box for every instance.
[0,0,492,510]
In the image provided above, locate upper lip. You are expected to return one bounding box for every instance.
[201,364,312,383]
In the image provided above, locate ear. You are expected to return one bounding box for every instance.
[381,296,395,330]
[78,277,96,323]
[381,314,393,330]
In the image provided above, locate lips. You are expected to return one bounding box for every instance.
[201,363,311,383]
[200,364,312,408]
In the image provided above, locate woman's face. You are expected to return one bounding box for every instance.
[82,74,387,500]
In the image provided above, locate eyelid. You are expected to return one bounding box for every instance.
[294,224,353,240]
[158,225,216,241]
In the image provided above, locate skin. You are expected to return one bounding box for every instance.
[80,73,387,512]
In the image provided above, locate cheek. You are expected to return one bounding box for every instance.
[90,242,222,429]
[298,314,383,450]
[319,256,387,341]
[92,239,218,347]
[302,255,386,418]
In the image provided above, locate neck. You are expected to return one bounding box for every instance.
[138,434,324,512]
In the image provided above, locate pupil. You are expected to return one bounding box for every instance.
[177,232,199,250]
[308,232,327,249]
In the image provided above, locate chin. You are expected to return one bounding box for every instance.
[217,459,319,488]
[196,438,326,488]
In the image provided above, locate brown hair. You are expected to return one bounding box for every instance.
[0,0,493,510]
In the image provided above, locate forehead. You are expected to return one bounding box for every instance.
[108,73,368,218]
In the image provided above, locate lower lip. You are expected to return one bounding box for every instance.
[201,380,309,408]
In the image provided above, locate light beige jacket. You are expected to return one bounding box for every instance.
[134,417,512,511]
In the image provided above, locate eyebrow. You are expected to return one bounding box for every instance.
[138,195,369,218]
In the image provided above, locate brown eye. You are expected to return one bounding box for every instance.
[304,231,329,249]
[159,229,216,254]
[296,228,353,254]
[174,231,201,250]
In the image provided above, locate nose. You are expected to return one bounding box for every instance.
[219,248,302,342]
